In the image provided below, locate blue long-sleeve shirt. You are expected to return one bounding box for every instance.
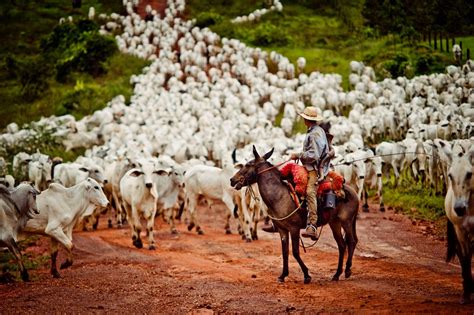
[299,124,329,175]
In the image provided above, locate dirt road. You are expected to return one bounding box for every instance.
[0,202,472,313]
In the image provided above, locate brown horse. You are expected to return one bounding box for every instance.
[230,146,359,283]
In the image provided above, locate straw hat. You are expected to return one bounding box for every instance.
[298,106,324,121]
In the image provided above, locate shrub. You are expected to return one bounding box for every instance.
[383,53,410,78]
[194,11,223,28]
[251,22,291,47]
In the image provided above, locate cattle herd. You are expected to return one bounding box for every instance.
[0,0,473,304]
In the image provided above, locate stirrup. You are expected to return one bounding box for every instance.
[301,224,319,240]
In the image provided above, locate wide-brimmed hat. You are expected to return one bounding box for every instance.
[298,106,324,121]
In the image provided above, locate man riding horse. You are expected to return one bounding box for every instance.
[290,106,331,239]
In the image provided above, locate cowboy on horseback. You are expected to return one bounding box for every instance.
[290,106,330,240]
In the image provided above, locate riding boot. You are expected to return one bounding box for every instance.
[261,222,278,233]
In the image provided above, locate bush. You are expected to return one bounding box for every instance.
[251,23,291,47]
[194,11,223,28]
[41,19,117,81]
[4,55,52,101]
[383,53,410,78]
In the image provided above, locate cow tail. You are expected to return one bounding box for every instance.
[446,219,458,263]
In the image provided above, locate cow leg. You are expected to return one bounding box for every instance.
[46,226,74,270]
[329,221,345,281]
[377,175,385,212]
[457,248,473,304]
[5,238,29,282]
[278,229,290,283]
[290,228,311,284]
[146,213,156,250]
[130,204,143,249]
[112,191,125,228]
[50,238,61,278]
[165,207,178,234]
[362,188,369,212]
[187,194,202,234]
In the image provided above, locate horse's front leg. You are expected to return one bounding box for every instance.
[278,229,289,283]
[329,221,345,281]
[290,229,311,284]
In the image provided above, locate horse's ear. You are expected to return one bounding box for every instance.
[263,148,274,160]
[252,145,260,159]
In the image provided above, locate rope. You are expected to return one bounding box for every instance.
[257,159,292,175]
[332,151,434,166]
[300,226,324,249]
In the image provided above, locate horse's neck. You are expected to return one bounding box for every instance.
[256,167,292,212]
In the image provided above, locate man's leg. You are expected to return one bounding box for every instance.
[302,170,319,239]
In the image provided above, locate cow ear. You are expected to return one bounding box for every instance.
[252,145,260,159]
[130,170,144,177]
[263,147,274,160]
[234,163,243,170]
[79,167,89,173]
[154,170,168,176]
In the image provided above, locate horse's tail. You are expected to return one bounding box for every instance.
[446,219,458,263]
[352,213,358,245]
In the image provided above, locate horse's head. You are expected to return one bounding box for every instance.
[230,146,274,190]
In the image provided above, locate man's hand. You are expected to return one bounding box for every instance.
[290,152,300,160]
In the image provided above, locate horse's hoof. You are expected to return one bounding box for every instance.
[459,295,471,305]
[278,277,285,283]
[52,271,61,279]
[304,276,311,284]
[345,270,352,278]
[60,260,72,270]
[331,275,340,281]
[21,272,30,282]
[187,223,195,231]
[149,245,156,250]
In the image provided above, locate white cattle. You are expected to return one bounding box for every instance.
[183,165,243,237]
[153,165,185,234]
[120,158,160,249]
[375,141,406,186]
[445,152,473,304]
[54,162,106,187]
[28,159,52,191]
[23,178,108,278]
[333,151,366,200]
[0,184,40,281]
[360,149,384,212]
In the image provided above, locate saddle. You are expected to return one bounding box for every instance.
[280,164,345,227]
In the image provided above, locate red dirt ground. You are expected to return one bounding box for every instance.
[0,202,472,314]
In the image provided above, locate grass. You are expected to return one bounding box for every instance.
[0,1,147,129]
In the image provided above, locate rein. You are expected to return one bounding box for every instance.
[257,159,292,175]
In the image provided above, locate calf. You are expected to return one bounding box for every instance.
[23,178,108,278]
[0,184,39,281]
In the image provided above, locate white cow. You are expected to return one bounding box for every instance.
[375,141,406,186]
[53,162,106,187]
[445,151,473,304]
[120,158,160,250]
[23,178,108,278]
[183,165,243,236]
[359,149,385,212]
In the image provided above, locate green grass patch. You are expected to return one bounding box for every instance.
[382,183,445,221]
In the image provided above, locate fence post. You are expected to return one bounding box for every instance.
[467,48,470,61]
